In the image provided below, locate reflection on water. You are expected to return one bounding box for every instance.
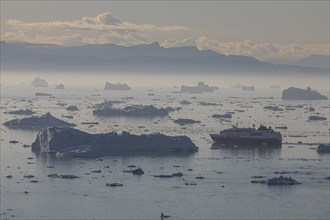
[213,146,282,159]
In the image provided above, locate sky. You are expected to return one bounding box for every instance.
[1,1,329,60]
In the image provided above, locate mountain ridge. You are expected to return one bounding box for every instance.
[1,41,328,75]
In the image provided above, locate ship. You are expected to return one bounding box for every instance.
[210,125,282,147]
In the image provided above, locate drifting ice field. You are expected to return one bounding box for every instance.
[1,85,329,219]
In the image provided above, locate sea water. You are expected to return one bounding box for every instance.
[1,84,329,219]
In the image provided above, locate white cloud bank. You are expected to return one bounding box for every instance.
[2,12,189,46]
[6,12,190,32]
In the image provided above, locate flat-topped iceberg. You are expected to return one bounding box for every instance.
[174,118,201,125]
[6,109,35,115]
[3,113,76,129]
[35,92,52,96]
[242,86,255,91]
[104,82,131,90]
[55,84,65,89]
[93,105,174,117]
[282,87,328,100]
[308,115,327,121]
[31,127,198,157]
[180,82,218,94]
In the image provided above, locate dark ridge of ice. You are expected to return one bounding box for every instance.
[35,92,52,97]
[174,118,201,125]
[179,100,192,105]
[3,113,76,129]
[93,105,174,117]
[282,87,328,100]
[263,106,284,111]
[31,127,198,157]
[308,115,327,121]
[212,113,232,119]
[267,176,301,185]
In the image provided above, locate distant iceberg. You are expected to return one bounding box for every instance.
[104,82,131,90]
[180,82,218,94]
[31,127,198,157]
[55,84,65,89]
[3,113,76,129]
[282,87,328,100]
[241,86,255,91]
[32,77,48,87]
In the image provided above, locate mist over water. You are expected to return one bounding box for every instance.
[1,71,329,91]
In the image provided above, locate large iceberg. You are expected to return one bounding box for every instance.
[31,127,198,157]
[104,82,131,90]
[282,87,328,100]
[3,113,76,129]
[93,105,174,117]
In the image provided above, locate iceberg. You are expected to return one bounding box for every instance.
[6,109,35,115]
[308,115,327,121]
[174,118,201,125]
[66,105,79,111]
[104,82,131,90]
[35,92,52,96]
[317,144,330,153]
[31,127,198,157]
[282,87,328,100]
[3,113,76,129]
[180,82,218,94]
[55,84,65,89]
[32,77,48,87]
[212,113,232,119]
[241,86,255,91]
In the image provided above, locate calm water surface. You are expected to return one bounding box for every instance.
[1,85,329,219]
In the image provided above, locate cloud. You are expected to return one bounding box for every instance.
[1,31,98,46]
[160,38,196,48]
[2,12,190,46]
[6,12,190,32]
[192,37,329,60]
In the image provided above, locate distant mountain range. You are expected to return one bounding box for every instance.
[1,41,328,75]
[268,54,329,69]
